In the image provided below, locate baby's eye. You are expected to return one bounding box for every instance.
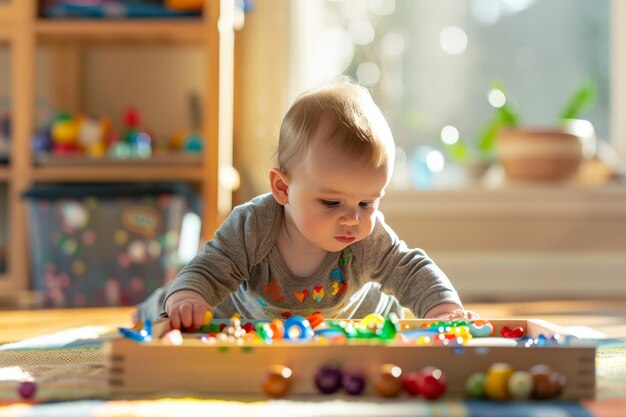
[359,201,375,208]
[321,200,340,207]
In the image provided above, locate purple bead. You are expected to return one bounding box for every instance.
[314,364,342,394]
[342,370,366,395]
[17,381,37,399]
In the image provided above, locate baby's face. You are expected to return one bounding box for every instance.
[283,136,391,253]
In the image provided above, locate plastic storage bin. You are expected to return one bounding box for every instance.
[24,183,199,308]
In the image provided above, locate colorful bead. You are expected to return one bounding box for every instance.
[17,381,36,400]
[306,311,324,329]
[261,364,293,398]
[402,371,421,396]
[465,372,486,398]
[501,326,525,338]
[414,366,447,400]
[468,319,495,337]
[529,364,566,400]
[379,313,400,340]
[342,369,366,395]
[284,316,314,341]
[314,364,342,394]
[360,313,385,332]
[373,364,403,398]
[203,310,213,325]
[508,370,533,400]
[485,362,514,400]
[269,319,285,339]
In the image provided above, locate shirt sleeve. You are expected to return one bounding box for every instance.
[359,212,462,318]
[164,200,261,308]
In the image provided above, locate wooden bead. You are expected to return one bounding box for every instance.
[261,364,292,398]
[373,364,403,398]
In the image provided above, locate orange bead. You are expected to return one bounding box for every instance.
[306,311,324,329]
[269,319,285,339]
[374,364,403,398]
[261,364,293,398]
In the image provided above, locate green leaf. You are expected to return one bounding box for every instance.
[559,80,596,120]
[476,103,518,158]
[444,140,471,163]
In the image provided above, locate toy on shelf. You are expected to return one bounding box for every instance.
[34,107,203,164]
[108,314,596,401]
[42,0,202,19]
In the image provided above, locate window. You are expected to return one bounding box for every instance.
[290,0,617,189]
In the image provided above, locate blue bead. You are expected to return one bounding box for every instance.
[284,315,314,341]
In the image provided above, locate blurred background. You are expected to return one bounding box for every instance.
[0,0,624,308]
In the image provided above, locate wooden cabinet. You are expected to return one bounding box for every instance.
[0,0,236,303]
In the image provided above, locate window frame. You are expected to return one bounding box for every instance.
[611,0,626,162]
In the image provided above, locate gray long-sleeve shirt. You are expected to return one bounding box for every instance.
[153,193,461,320]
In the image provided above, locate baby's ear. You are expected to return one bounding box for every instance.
[269,168,289,205]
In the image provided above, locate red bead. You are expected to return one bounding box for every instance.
[415,366,447,400]
[501,326,525,338]
[402,372,421,396]
[242,322,255,333]
[17,381,36,400]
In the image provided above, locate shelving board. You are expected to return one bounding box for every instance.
[35,19,205,43]
[32,165,203,182]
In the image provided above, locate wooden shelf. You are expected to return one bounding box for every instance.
[32,164,203,182]
[36,19,205,43]
[0,3,15,21]
[1,0,233,295]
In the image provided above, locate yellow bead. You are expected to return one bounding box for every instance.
[485,363,515,400]
[203,310,213,325]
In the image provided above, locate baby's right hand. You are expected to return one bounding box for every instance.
[165,290,212,330]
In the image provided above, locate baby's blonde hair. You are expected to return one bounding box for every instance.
[277,78,394,172]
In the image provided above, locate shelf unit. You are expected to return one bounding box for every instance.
[0,0,237,301]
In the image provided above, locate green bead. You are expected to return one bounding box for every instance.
[379,318,398,340]
[466,372,486,398]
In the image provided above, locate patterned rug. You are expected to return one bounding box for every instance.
[0,326,623,417]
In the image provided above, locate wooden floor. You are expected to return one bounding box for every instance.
[0,299,624,344]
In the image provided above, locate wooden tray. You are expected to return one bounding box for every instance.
[106,318,595,399]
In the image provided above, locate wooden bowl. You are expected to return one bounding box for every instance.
[496,128,582,181]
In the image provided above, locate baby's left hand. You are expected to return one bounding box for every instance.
[434,309,479,321]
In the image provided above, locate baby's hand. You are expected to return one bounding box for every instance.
[434,309,479,322]
[165,290,212,330]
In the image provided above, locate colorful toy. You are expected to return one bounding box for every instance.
[501,326,525,338]
[373,364,403,398]
[341,369,366,395]
[284,315,314,341]
[469,319,495,337]
[110,317,592,400]
[314,364,343,394]
[262,364,292,398]
[413,366,447,400]
[485,362,515,400]
[508,370,533,400]
[465,372,487,398]
[529,364,566,400]
[17,381,37,400]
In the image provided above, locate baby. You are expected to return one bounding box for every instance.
[136,78,476,329]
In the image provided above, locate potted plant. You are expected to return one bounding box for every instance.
[496,80,596,181]
[441,80,596,182]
